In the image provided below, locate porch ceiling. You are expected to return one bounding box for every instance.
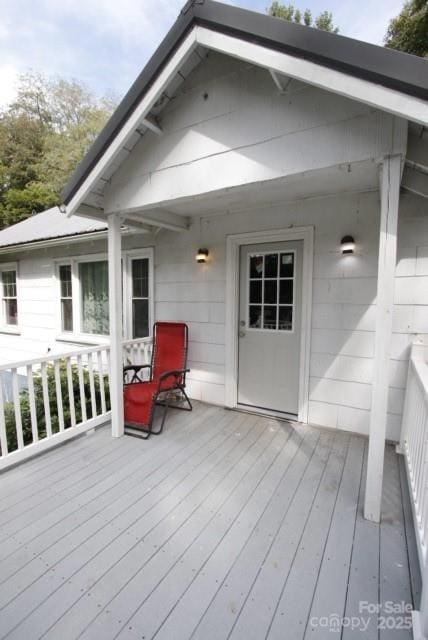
[120,159,380,223]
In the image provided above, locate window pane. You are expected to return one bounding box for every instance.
[2,271,16,298]
[264,254,278,278]
[132,259,148,298]
[249,280,262,304]
[249,256,263,279]
[263,306,277,330]
[249,305,262,328]
[59,265,72,298]
[79,261,109,335]
[280,253,294,278]
[279,280,293,304]
[132,299,149,338]
[4,299,17,325]
[61,299,73,332]
[264,280,277,304]
[279,306,293,331]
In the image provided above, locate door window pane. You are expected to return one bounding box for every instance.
[264,254,278,278]
[263,306,277,330]
[264,280,277,304]
[79,261,109,335]
[279,280,293,304]
[279,306,293,330]
[249,280,262,304]
[249,305,262,328]
[250,255,263,278]
[280,253,294,278]
[247,250,295,332]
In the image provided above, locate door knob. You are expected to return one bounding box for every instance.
[239,331,246,338]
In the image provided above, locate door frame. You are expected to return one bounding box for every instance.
[225,226,314,423]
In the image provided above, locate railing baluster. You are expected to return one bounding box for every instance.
[97,350,107,415]
[0,378,8,457]
[40,362,52,438]
[66,357,76,428]
[54,360,65,433]
[77,354,87,424]
[12,368,24,450]
[26,364,38,443]
[0,338,151,469]
[88,353,97,418]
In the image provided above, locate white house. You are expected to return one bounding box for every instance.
[0,0,427,516]
[0,2,427,637]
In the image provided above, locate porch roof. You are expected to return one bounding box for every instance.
[61,0,428,216]
[0,402,419,639]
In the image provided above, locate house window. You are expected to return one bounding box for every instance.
[131,258,149,338]
[79,261,109,335]
[59,265,73,332]
[57,250,153,340]
[2,270,18,326]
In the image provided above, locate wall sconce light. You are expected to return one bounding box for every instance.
[196,248,209,263]
[341,235,355,255]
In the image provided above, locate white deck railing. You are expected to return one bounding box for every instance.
[399,341,428,640]
[0,337,152,471]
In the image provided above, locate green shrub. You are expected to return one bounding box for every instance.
[2,360,110,453]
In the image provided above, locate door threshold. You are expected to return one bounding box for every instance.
[236,403,298,423]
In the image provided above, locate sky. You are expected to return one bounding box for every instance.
[0,0,404,108]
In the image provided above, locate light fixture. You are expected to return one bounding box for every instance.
[341,235,355,255]
[196,248,209,263]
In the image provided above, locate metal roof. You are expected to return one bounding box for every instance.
[62,0,428,207]
[0,207,107,249]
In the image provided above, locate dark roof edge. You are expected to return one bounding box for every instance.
[0,228,109,252]
[62,0,428,206]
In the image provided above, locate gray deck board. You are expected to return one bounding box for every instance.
[0,403,418,640]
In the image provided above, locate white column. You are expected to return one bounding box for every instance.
[108,213,124,438]
[364,155,401,523]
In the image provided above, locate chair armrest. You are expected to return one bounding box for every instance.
[123,364,152,373]
[123,364,152,384]
[158,368,190,381]
[157,368,190,389]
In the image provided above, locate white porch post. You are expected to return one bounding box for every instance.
[108,213,124,438]
[364,154,401,523]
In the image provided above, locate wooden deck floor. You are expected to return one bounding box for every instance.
[0,402,420,640]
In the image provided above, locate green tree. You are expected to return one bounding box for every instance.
[267,2,339,33]
[385,0,428,57]
[0,73,116,228]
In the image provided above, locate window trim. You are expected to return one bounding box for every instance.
[0,262,20,334]
[54,249,154,343]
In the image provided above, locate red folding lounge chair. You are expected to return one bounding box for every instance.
[123,322,192,438]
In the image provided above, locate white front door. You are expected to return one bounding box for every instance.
[237,241,303,416]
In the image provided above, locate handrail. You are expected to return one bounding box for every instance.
[399,341,428,638]
[0,337,153,471]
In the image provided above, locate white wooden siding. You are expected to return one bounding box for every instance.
[0,189,426,440]
[104,53,406,214]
